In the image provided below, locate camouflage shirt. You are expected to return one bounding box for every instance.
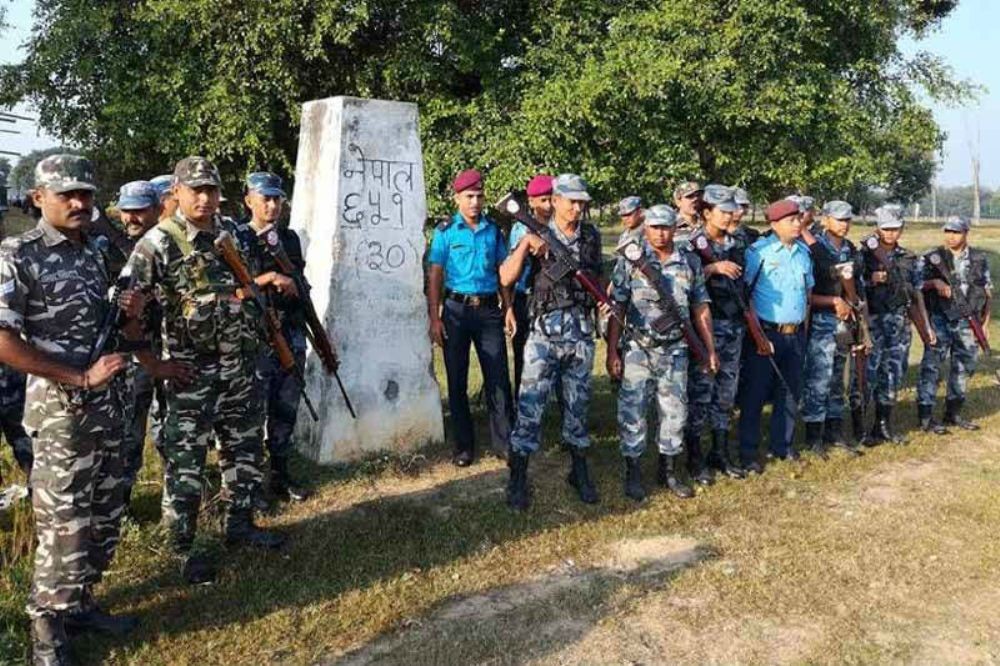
[611,240,710,347]
[0,218,119,430]
[125,212,262,367]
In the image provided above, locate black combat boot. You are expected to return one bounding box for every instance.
[64,589,138,637]
[165,514,197,555]
[943,398,979,431]
[708,429,746,479]
[623,457,645,502]
[224,509,286,549]
[825,417,863,456]
[507,452,530,511]
[270,456,311,503]
[566,449,599,504]
[852,407,874,447]
[686,434,715,486]
[32,614,74,666]
[804,421,828,460]
[657,454,694,499]
[918,403,949,435]
[875,403,904,444]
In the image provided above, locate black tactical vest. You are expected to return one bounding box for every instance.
[922,246,989,321]
[690,229,746,321]
[860,239,915,315]
[810,237,858,299]
[528,222,602,316]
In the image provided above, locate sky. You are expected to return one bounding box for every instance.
[0,0,996,187]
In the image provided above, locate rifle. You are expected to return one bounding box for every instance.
[926,250,990,354]
[89,261,139,365]
[255,224,356,419]
[214,231,319,422]
[863,236,935,348]
[833,261,873,430]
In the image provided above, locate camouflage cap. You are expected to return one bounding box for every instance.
[117,180,159,210]
[552,173,592,202]
[702,184,739,212]
[173,156,221,188]
[246,171,286,197]
[875,204,904,230]
[732,187,751,206]
[34,154,97,194]
[150,174,174,198]
[644,204,678,227]
[785,194,815,212]
[943,215,970,233]
[617,196,642,216]
[821,200,854,220]
[673,181,703,200]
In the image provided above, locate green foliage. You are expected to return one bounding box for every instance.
[7,146,74,193]
[0,0,971,213]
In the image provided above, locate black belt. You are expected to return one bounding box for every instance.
[760,320,803,335]
[446,292,499,308]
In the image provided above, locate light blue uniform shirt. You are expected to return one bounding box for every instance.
[744,235,814,325]
[428,213,508,294]
[508,221,532,294]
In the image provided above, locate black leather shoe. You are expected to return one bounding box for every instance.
[743,460,765,475]
[452,450,473,467]
[943,398,979,431]
[875,403,905,444]
[623,457,646,502]
[270,456,311,502]
[224,510,286,549]
[567,449,599,504]
[507,453,530,511]
[32,615,74,666]
[182,552,217,585]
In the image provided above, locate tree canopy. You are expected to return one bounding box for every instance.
[0,0,971,213]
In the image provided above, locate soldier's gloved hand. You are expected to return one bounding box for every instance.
[832,297,852,321]
[504,308,517,338]
[606,351,623,380]
[82,353,128,389]
[150,359,197,387]
[119,288,147,320]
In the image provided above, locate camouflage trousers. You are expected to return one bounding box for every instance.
[0,364,32,472]
[510,334,594,455]
[687,319,743,435]
[25,384,125,618]
[865,311,911,405]
[255,340,305,461]
[619,340,688,457]
[917,314,979,406]
[801,311,850,423]
[121,361,165,488]
[160,357,263,538]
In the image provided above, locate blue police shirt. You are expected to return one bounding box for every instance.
[428,213,507,294]
[744,235,814,324]
[508,221,532,293]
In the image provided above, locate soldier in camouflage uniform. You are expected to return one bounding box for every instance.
[114,181,164,509]
[672,181,703,245]
[502,174,607,510]
[728,187,760,245]
[127,157,292,584]
[617,196,644,245]
[607,204,718,501]
[0,155,141,665]
[858,205,932,445]
[800,201,866,458]
[235,172,311,505]
[684,185,748,485]
[917,216,992,432]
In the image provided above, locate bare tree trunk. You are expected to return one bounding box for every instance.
[970,125,982,226]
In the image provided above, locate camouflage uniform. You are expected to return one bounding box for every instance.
[612,241,709,458]
[917,242,992,415]
[0,204,126,619]
[126,184,264,546]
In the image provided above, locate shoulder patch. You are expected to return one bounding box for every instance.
[436,218,453,232]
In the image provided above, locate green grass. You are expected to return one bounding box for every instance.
[3,219,1000,664]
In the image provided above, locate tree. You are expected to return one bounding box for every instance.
[0,0,972,214]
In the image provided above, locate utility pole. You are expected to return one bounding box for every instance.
[969,123,982,226]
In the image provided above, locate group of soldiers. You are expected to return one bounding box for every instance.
[0,154,319,665]
[0,155,992,665]
[428,171,992,511]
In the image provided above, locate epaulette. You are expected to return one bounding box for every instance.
[435,218,453,232]
[6,227,44,249]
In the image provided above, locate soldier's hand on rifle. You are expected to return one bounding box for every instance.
[119,288,147,320]
[933,280,952,299]
[523,234,549,258]
[504,307,517,338]
[927,329,938,347]
[871,270,888,284]
[832,296,852,321]
[429,316,447,347]
[266,273,299,299]
[597,301,615,319]
[606,349,623,380]
[81,353,128,389]
[707,260,742,280]
[149,359,197,387]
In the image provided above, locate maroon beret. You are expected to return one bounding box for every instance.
[766,199,800,223]
[525,174,554,197]
[452,169,483,193]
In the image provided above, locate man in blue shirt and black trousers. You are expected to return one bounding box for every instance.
[738,199,814,472]
[427,169,516,466]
